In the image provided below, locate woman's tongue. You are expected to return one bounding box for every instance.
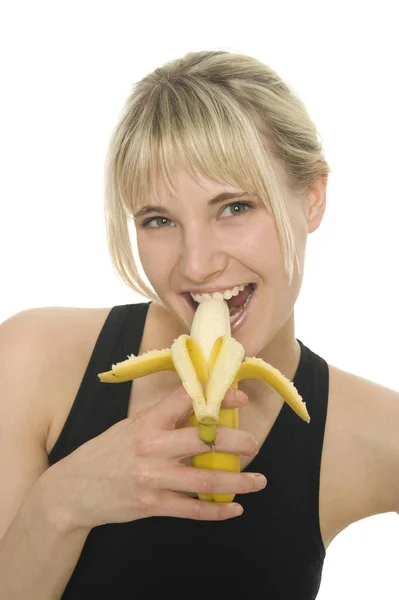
[226,285,252,315]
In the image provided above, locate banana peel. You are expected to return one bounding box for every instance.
[98,298,309,502]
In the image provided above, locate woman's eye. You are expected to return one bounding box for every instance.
[141,216,175,228]
[220,201,252,217]
[139,201,253,228]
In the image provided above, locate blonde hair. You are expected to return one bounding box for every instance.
[104,50,331,302]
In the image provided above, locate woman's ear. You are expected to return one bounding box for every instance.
[306,173,328,233]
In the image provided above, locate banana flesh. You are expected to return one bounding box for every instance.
[98,297,309,502]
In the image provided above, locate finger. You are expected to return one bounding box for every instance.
[146,385,248,430]
[220,387,248,409]
[144,385,194,429]
[154,465,267,496]
[161,425,259,459]
[151,490,244,521]
[176,387,248,429]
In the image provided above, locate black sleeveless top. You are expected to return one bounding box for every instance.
[48,303,329,599]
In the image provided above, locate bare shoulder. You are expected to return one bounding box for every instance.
[2,303,106,383]
[0,305,113,537]
[1,305,112,392]
[320,363,399,546]
[0,305,113,448]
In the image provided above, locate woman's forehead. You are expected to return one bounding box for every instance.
[151,168,248,198]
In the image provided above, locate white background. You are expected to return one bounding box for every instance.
[1,1,398,597]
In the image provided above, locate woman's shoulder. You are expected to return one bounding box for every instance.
[0,305,114,377]
[326,362,399,464]
[320,362,399,546]
[0,305,114,454]
[0,304,115,362]
[1,304,113,332]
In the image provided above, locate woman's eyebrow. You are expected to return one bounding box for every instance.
[133,191,249,219]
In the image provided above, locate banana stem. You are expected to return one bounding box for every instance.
[198,379,240,445]
[199,423,217,446]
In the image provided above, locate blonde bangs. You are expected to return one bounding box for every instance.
[120,79,283,213]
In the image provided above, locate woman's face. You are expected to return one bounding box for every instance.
[135,166,325,357]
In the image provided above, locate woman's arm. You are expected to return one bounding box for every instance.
[0,308,262,598]
[0,471,90,600]
[0,310,91,599]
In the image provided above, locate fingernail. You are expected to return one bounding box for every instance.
[252,474,267,488]
[233,504,244,516]
[236,390,248,402]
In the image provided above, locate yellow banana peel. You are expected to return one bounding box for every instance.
[98,298,309,502]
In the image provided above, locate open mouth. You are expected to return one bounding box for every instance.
[184,283,256,321]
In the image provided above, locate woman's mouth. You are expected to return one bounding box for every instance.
[228,283,256,330]
[182,283,256,332]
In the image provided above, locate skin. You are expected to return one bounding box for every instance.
[135,162,326,392]
[133,164,399,547]
[0,160,398,597]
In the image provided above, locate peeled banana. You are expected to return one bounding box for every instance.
[98,298,309,502]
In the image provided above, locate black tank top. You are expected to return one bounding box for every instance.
[48,302,329,599]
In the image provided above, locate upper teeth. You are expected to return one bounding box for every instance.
[190,284,248,304]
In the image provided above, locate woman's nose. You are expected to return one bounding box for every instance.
[179,231,227,283]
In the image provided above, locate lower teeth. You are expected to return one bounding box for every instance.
[229,289,254,323]
[229,308,244,323]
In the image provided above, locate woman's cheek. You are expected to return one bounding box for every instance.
[137,234,173,287]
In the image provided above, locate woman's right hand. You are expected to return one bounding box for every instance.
[41,386,266,530]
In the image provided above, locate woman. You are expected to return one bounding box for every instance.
[0,50,398,599]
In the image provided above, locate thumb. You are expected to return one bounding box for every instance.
[147,385,247,430]
[148,384,195,429]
